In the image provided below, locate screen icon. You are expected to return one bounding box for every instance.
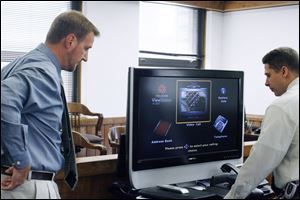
[214,115,228,133]
[153,120,171,137]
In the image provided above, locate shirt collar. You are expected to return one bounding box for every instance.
[36,43,61,77]
[287,77,299,91]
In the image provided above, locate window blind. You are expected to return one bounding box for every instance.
[1,1,74,102]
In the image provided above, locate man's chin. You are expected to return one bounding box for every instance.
[274,91,283,96]
[62,65,77,72]
[70,66,77,72]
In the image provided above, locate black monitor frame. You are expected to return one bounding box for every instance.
[126,67,244,189]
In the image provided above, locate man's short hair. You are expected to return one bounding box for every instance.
[46,10,99,44]
[262,47,299,74]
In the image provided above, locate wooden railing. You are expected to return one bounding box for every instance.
[75,114,263,156]
[246,114,263,128]
[101,117,126,154]
[73,117,126,156]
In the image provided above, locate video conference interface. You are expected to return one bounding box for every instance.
[134,77,241,169]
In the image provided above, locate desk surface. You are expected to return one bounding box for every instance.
[138,183,273,199]
[56,143,259,199]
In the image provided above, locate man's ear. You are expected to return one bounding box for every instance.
[64,33,77,49]
[281,66,289,78]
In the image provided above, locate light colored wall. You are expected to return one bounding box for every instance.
[82,2,299,117]
[205,5,299,115]
[82,1,139,118]
[205,11,223,69]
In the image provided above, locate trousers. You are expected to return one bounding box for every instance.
[1,174,60,199]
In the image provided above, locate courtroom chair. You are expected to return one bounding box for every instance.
[108,126,126,154]
[67,102,104,156]
[72,130,107,155]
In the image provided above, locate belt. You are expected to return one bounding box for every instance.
[1,166,55,181]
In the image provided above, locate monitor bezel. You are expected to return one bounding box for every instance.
[127,67,244,189]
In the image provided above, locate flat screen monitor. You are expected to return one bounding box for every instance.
[126,67,244,189]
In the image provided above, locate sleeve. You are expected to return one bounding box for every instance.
[1,73,31,169]
[224,105,294,199]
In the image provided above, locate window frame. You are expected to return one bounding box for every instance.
[138,3,206,69]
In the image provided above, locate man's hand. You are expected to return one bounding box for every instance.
[1,166,31,190]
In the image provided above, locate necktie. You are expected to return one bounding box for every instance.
[60,84,78,191]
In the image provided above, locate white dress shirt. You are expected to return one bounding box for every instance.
[224,77,299,199]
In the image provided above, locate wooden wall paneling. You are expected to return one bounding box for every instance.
[55,155,120,199]
[168,1,298,12]
[224,1,299,12]
[169,1,225,11]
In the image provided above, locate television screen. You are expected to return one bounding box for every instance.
[126,67,244,189]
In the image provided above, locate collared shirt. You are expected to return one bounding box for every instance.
[1,43,64,172]
[224,77,299,199]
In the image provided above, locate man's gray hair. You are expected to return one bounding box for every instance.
[46,10,100,44]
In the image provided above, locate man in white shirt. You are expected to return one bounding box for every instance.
[224,47,299,199]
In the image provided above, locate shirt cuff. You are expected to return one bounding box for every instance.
[1,119,31,169]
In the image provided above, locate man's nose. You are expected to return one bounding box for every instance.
[82,52,88,62]
[265,80,269,87]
